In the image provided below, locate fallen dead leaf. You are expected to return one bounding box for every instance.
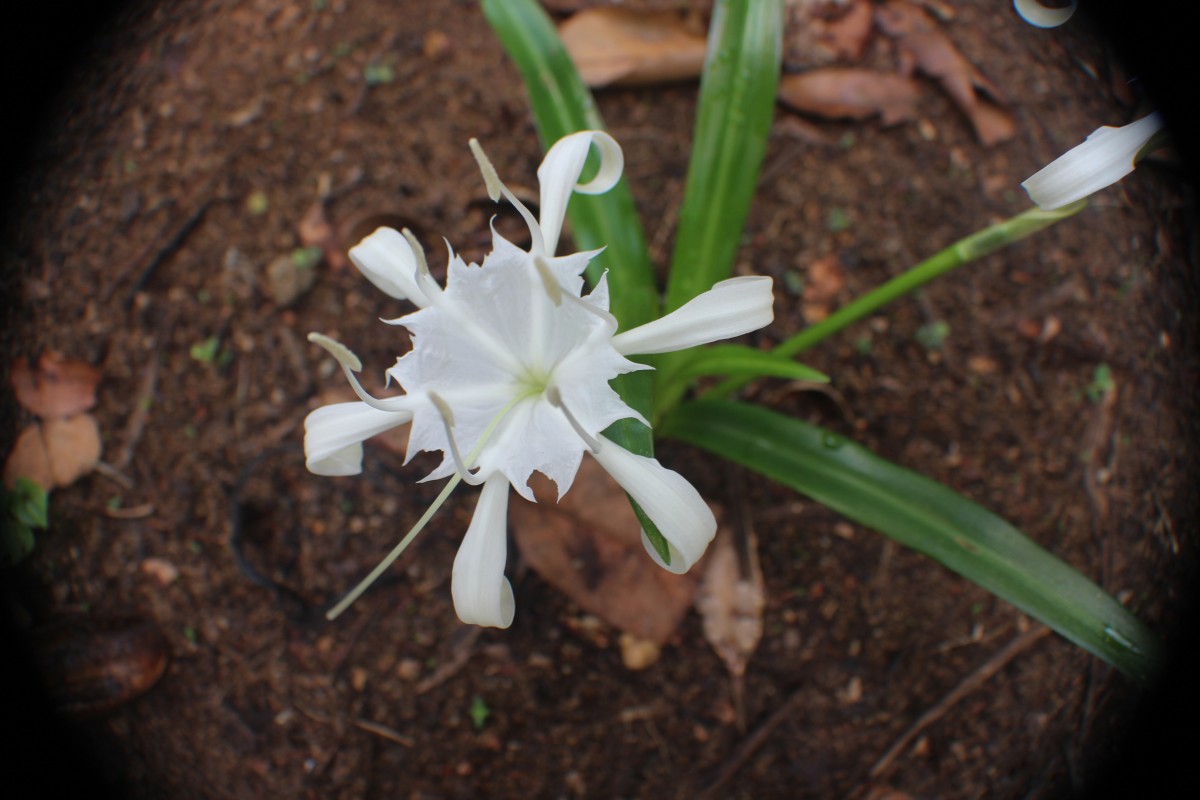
[297,200,346,271]
[3,414,102,491]
[559,8,707,88]
[784,0,875,67]
[697,518,764,731]
[697,524,764,685]
[509,458,700,645]
[817,0,874,61]
[802,254,846,321]
[44,415,103,488]
[875,0,1015,145]
[3,425,54,490]
[778,69,922,126]
[11,352,102,420]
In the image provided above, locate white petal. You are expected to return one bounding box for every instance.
[1022,113,1164,210]
[451,474,515,628]
[1013,0,1076,29]
[537,130,624,256]
[590,439,715,574]
[348,227,431,306]
[611,276,774,356]
[304,402,413,476]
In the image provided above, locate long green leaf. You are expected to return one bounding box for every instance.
[662,399,1162,680]
[671,344,829,383]
[662,0,783,313]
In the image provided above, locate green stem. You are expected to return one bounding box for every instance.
[708,200,1087,398]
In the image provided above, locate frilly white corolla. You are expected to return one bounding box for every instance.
[305,131,774,628]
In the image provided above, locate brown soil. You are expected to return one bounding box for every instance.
[3,2,1197,799]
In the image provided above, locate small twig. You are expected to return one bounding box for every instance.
[353,718,415,747]
[414,626,482,695]
[124,198,212,308]
[92,460,135,490]
[115,340,163,470]
[102,502,155,520]
[228,444,320,623]
[865,625,1051,781]
[697,689,805,800]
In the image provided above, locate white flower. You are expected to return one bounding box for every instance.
[1022,113,1164,210]
[305,131,775,628]
[1013,0,1076,29]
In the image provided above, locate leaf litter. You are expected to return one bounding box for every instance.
[4,415,103,491]
[7,352,104,492]
[509,457,700,647]
[558,7,708,88]
[874,0,1016,145]
[696,497,764,731]
[11,352,101,420]
[560,0,1015,145]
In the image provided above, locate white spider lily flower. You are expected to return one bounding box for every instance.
[1013,0,1076,29]
[1022,113,1165,210]
[305,131,775,628]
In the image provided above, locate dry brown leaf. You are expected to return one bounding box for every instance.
[875,0,1015,145]
[778,69,921,125]
[3,414,101,491]
[818,0,874,61]
[509,458,699,645]
[784,0,874,67]
[3,425,54,490]
[696,525,764,683]
[559,8,707,88]
[298,200,346,271]
[803,254,846,321]
[44,414,103,488]
[12,352,102,420]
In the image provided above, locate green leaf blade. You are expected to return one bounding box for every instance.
[662,399,1163,680]
[672,344,829,384]
[663,0,784,313]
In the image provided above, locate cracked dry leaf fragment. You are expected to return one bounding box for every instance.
[779,68,922,126]
[558,8,708,88]
[697,524,764,685]
[875,0,1016,145]
[12,352,102,420]
[3,414,102,491]
[509,459,700,645]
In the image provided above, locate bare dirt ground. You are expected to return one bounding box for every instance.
[3,1,1197,799]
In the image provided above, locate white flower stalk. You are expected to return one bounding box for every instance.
[1022,113,1165,210]
[305,131,775,628]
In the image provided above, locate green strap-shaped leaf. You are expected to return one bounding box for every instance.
[661,398,1163,680]
[662,0,783,313]
[653,0,783,420]
[671,344,829,383]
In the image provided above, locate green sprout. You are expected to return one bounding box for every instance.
[915,320,951,350]
[1,478,49,567]
[468,694,491,730]
[1086,363,1115,402]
